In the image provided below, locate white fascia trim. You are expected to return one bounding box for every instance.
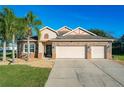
[63,27,97,36]
[39,26,59,35]
[51,39,114,42]
[77,27,97,36]
[57,26,72,31]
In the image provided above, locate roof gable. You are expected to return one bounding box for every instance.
[63,27,97,36]
[57,26,72,31]
[57,26,72,36]
[40,26,58,35]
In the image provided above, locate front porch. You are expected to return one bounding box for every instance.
[43,42,52,58]
[17,39,54,60]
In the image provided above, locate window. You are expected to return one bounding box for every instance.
[44,33,49,39]
[30,44,35,52]
[24,43,35,53]
[24,44,28,52]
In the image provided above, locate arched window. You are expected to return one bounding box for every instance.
[44,33,49,39]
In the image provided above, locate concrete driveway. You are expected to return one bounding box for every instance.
[45,59,124,87]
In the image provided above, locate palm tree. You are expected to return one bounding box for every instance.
[1,8,19,63]
[0,7,27,62]
[15,18,28,58]
[0,8,42,62]
[0,9,11,62]
[25,11,42,61]
[10,16,26,63]
[3,8,17,63]
[11,17,25,63]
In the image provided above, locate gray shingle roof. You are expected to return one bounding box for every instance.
[56,35,107,39]
[58,31,70,36]
[18,36,38,41]
[57,26,72,36]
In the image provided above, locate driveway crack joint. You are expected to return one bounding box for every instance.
[75,70,84,87]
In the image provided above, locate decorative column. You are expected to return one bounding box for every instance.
[38,42,43,59]
[86,45,91,59]
[52,42,56,59]
[106,43,112,60]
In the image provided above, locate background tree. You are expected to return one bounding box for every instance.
[114,34,124,54]
[89,29,113,38]
[119,34,124,42]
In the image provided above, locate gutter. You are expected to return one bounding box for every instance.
[17,39,115,42]
[17,40,37,42]
[50,39,115,42]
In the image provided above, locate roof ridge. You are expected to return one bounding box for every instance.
[40,26,55,31]
[57,26,72,31]
[63,27,97,36]
[39,26,59,35]
[76,27,97,36]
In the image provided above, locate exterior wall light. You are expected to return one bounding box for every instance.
[106,44,110,49]
[52,46,54,49]
[87,46,90,51]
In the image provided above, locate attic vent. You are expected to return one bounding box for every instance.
[44,33,49,39]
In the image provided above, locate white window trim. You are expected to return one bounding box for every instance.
[23,43,35,53]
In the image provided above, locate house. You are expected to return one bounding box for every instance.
[17,26,114,60]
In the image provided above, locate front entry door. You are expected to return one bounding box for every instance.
[46,45,52,57]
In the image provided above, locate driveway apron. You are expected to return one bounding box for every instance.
[45,59,122,87]
[90,59,124,86]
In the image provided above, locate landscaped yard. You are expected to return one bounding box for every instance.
[113,55,124,61]
[0,65,51,87]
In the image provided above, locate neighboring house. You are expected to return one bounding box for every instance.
[0,43,17,51]
[17,26,114,60]
[8,43,17,51]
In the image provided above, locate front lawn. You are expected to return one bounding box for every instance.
[0,65,51,87]
[113,55,124,61]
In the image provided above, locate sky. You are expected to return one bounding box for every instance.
[0,5,124,38]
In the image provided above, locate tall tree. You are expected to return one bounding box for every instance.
[0,7,28,62]
[3,8,17,63]
[11,17,26,62]
[0,8,11,62]
[24,11,42,61]
[89,29,113,38]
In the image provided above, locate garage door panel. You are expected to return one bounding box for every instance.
[91,46,104,58]
[56,46,85,58]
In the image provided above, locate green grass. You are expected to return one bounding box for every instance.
[0,65,51,87]
[113,55,124,61]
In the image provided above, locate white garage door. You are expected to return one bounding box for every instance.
[91,46,105,58]
[56,46,85,58]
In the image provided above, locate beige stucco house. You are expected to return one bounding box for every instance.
[17,26,114,60]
